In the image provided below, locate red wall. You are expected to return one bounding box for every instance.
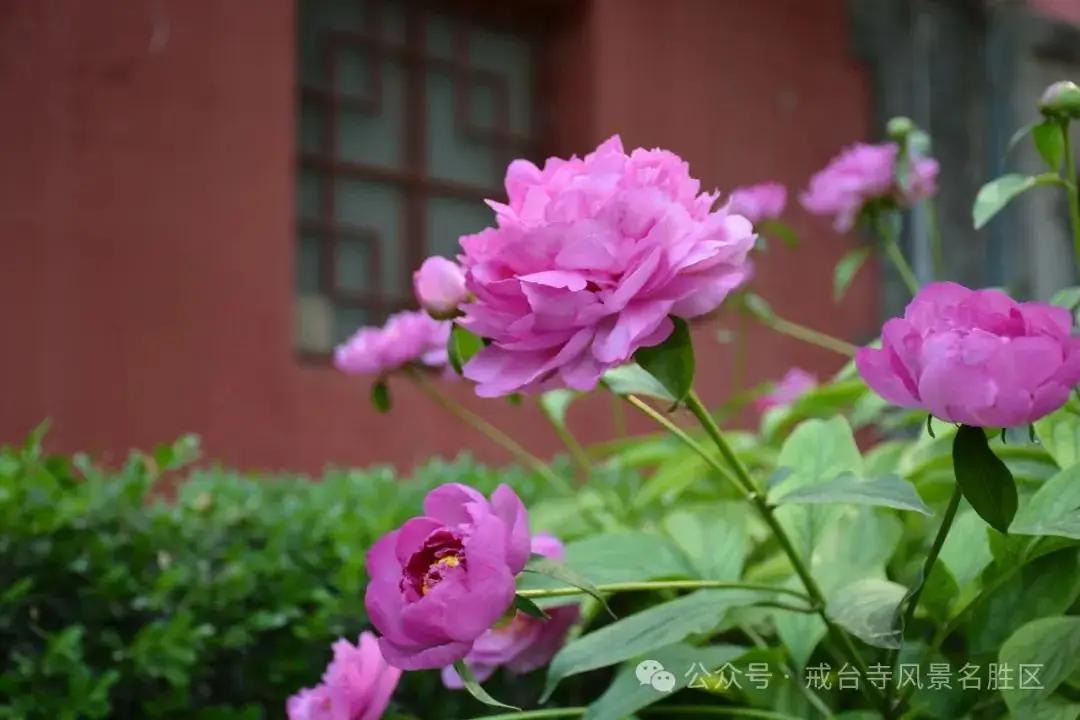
[0,0,875,474]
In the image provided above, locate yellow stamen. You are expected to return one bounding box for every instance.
[420,555,461,595]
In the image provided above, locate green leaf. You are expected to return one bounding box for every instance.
[1005,120,1039,157]
[512,594,549,620]
[632,317,695,407]
[968,548,1080,656]
[448,324,484,375]
[662,504,749,581]
[452,659,519,710]
[523,557,615,618]
[972,173,1045,229]
[1035,406,1080,469]
[1012,462,1080,539]
[760,378,870,444]
[938,510,994,589]
[833,247,870,302]
[1033,120,1066,171]
[582,643,748,720]
[518,532,693,590]
[538,389,578,429]
[952,424,1017,534]
[1050,285,1080,312]
[826,578,905,649]
[600,364,676,404]
[741,292,775,322]
[541,589,766,699]
[370,379,391,413]
[769,472,931,515]
[1000,616,1080,717]
[756,219,798,249]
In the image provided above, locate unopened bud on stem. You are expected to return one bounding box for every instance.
[1040,80,1080,120]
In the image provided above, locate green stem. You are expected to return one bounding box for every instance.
[681,390,892,717]
[624,395,745,492]
[731,312,749,404]
[408,371,574,495]
[876,211,921,296]
[767,318,859,357]
[611,393,628,438]
[518,579,817,606]
[466,708,806,720]
[885,481,963,710]
[896,536,1041,709]
[924,197,946,280]
[538,398,593,478]
[1061,119,1080,280]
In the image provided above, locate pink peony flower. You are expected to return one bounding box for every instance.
[800,142,939,232]
[334,310,450,376]
[414,256,468,318]
[856,282,1080,427]
[725,182,787,225]
[286,632,401,720]
[456,135,756,398]
[365,483,530,670]
[440,532,580,689]
[286,685,333,720]
[755,368,818,412]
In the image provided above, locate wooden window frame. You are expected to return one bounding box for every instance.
[295,0,565,363]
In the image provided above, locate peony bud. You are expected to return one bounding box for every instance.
[1039,81,1080,120]
[886,116,916,142]
[413,256,467,319]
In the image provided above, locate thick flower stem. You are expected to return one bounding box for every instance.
[1060,120,1080,279]
[407,372,575,495]
[885,481,963,712]
[875,211,921,297]
[680,390,892,717]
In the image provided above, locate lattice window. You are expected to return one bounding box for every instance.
[295,0,545,353]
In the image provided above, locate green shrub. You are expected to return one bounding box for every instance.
[0,426,640,719]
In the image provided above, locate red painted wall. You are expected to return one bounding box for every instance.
[0,0,875,474]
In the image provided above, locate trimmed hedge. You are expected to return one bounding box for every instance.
[0,428,638,719]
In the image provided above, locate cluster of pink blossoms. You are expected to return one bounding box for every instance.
[725,182,787,226]
[287,633,401,720]
[334,311,450,377]
[800,141,939,232]
[456,135,757,398]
